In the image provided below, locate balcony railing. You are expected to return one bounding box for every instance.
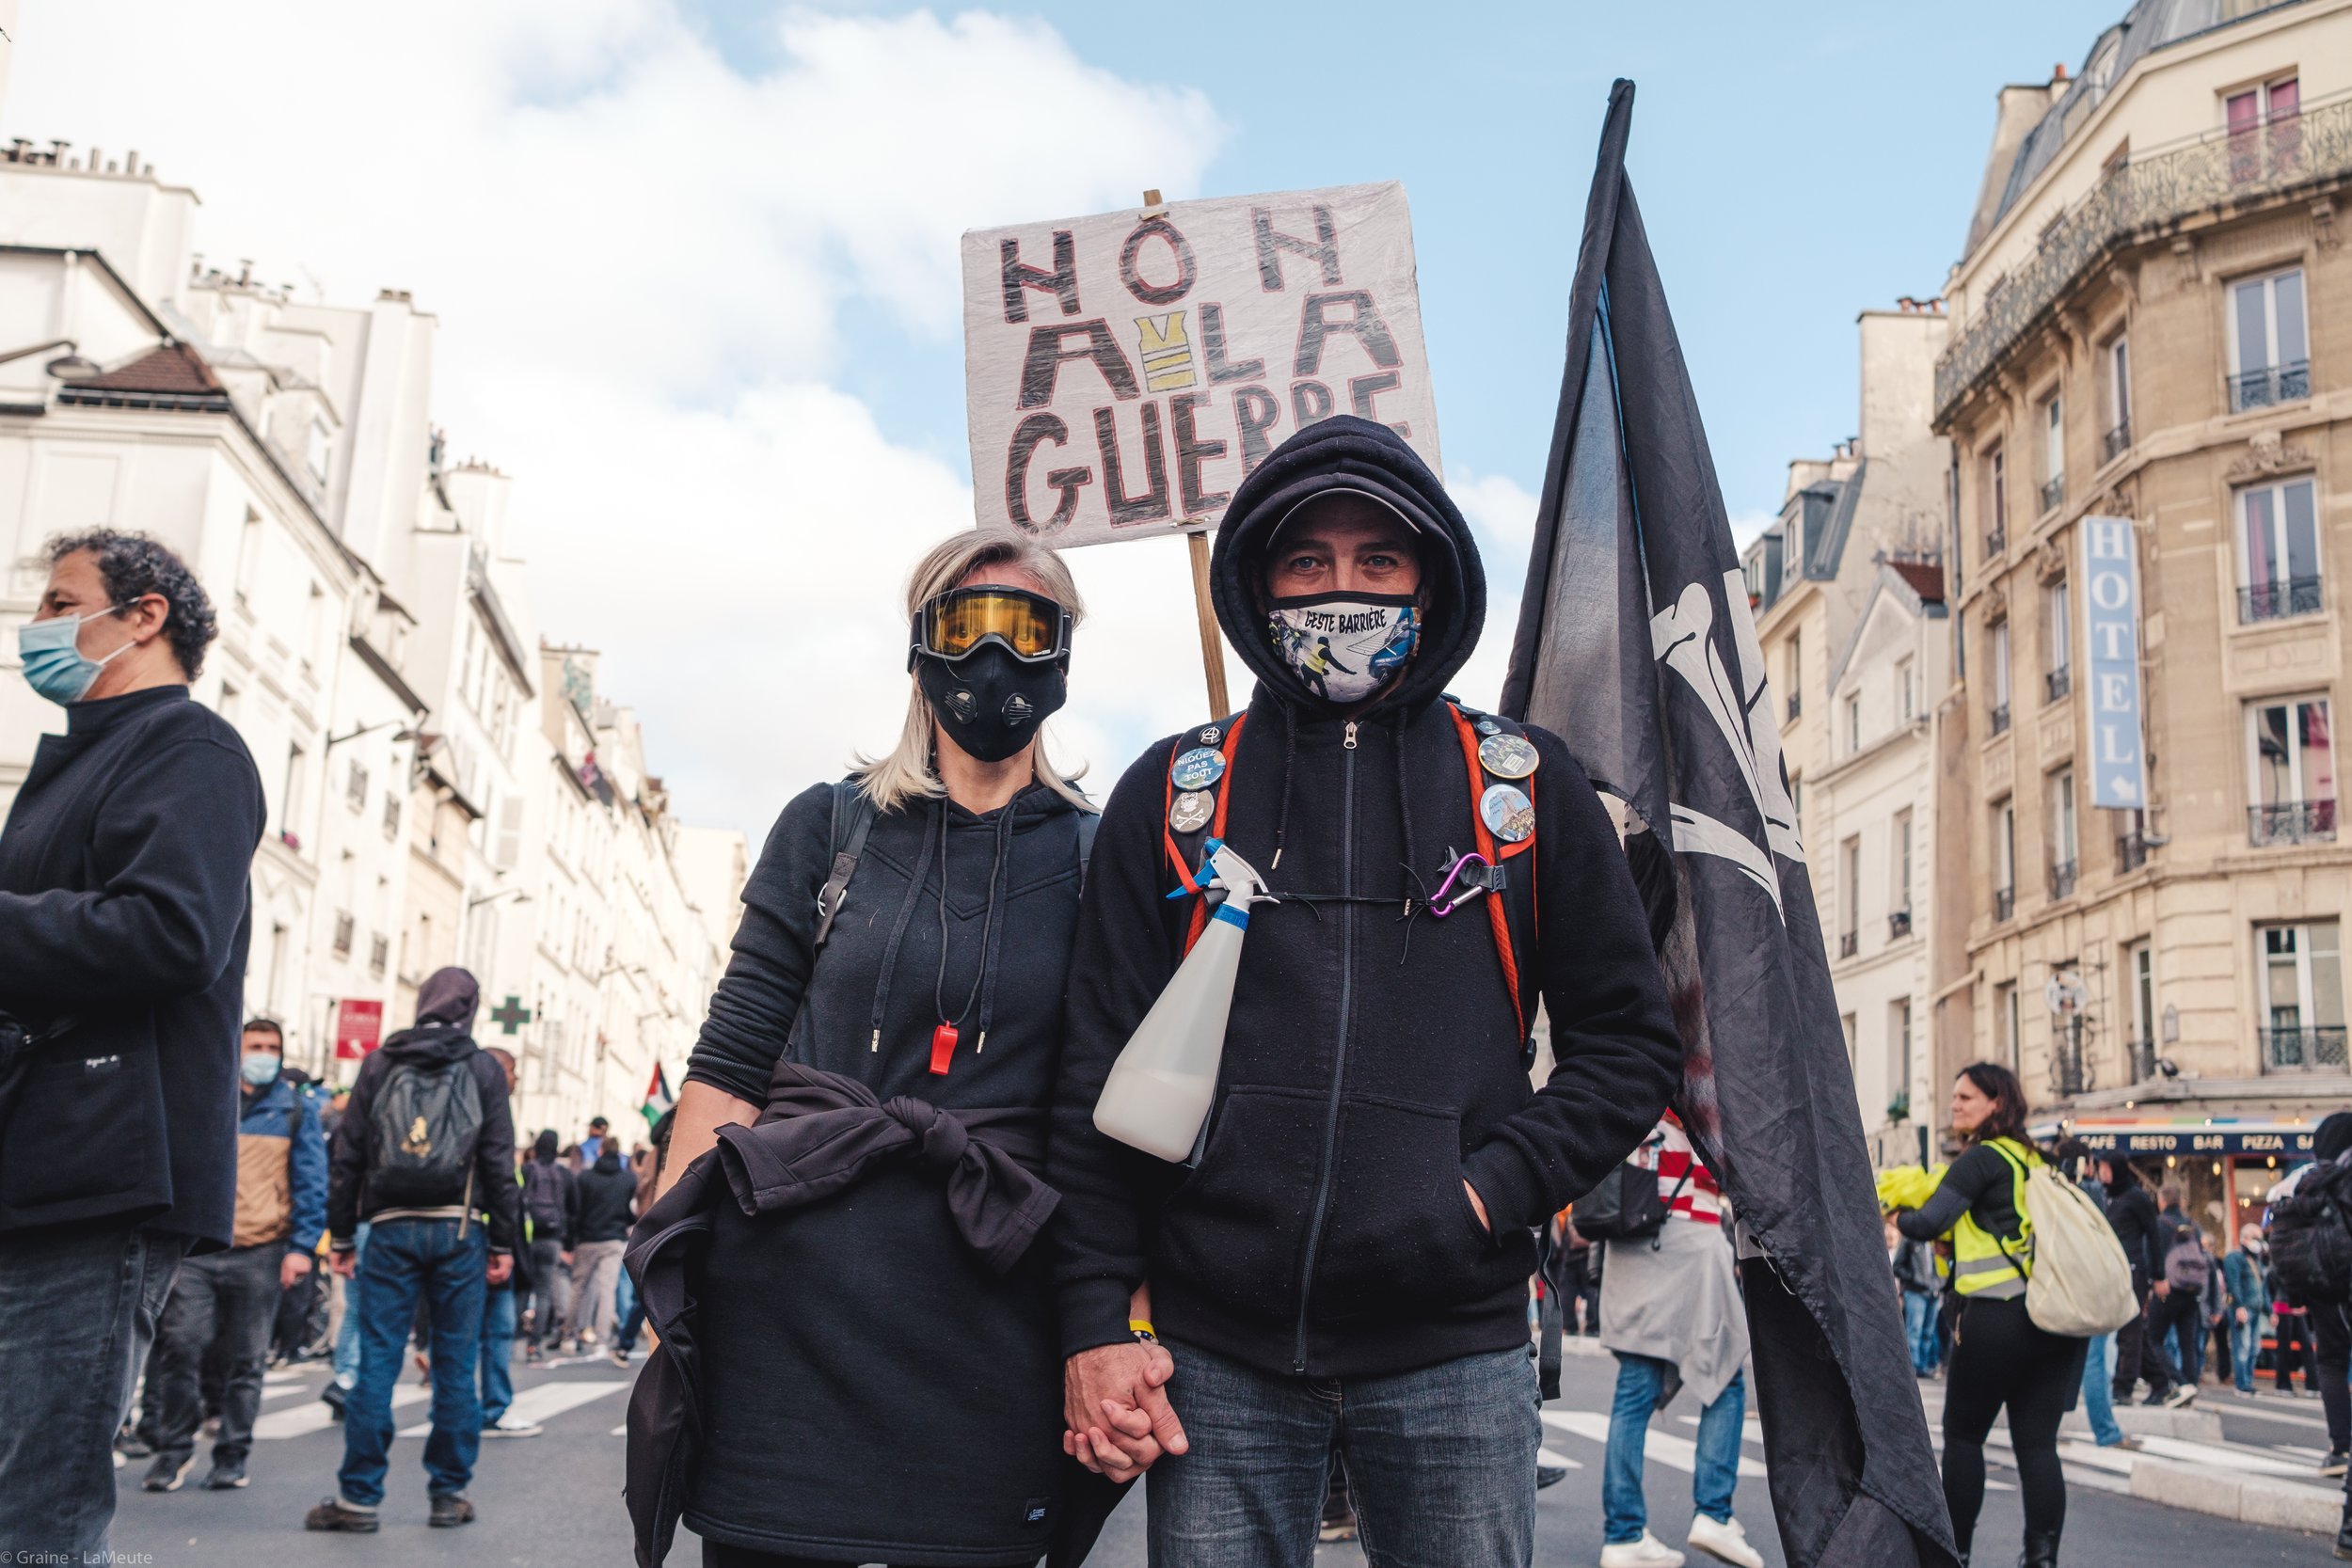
[1990,702,2010,736]
[2239,576,2324,624]
[2045,666,2071,702]
[1935,97,2352,422]
[2040,475,2065,515]
[1888,909,1913,941]
[1786,692,1803,721]
[1994,885,2015,922]
[2250,799,2338,846]
[2263,1025,2350,1074]
[2101,419,2131,464]
[2229,359,2312,413]
[2116,831,2152,873]
[2128,1035,2157,1085]
[1984,525,2007,560]
[2049,859,2077,899]
[1837,930,1859,959]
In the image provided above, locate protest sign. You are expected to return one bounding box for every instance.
[961,181,1441,549]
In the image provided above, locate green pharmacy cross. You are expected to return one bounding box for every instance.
[489,996,533,1037]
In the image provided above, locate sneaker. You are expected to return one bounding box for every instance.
[524,1342,543,1364]
[116,1434,154,1460]
[2101,1434,2144,1451]
[482,1412,543,1438]
[1686,1514,1764,1568]
[319,1381,348,1416]
[200,1456,249,1490]
[2164,1385,2199,1409]
[140,1453,197,1493]
[305,1497,380,1532]
[429,1493,477,1528]
[1599,1532,1687,1567]
[1537,1461,1569,1490]
[2324,1451,2349,1478]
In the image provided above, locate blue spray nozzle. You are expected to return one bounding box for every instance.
[1164,835,1230,900]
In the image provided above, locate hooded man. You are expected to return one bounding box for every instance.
[2275,1110,2352,1477]
[309,968,518,1532]
[1048,416,1683,1566]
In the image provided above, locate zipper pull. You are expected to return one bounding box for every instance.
[1343,721,1359,751]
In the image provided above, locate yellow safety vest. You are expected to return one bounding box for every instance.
[1950,1137,2036,1300]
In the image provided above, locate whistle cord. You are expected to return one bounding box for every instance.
[866,796,942,1054]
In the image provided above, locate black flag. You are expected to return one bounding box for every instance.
[1502,81,1956,1568]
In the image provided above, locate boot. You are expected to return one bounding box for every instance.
[2333,1497,2352,1560]
[2019,1526,2059,1568]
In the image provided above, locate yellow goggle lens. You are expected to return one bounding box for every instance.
[923,590,1060,659]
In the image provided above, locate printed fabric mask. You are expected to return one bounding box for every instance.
[1266,593,1419,706]
[917,642,1068,764]
[16,607,133,706]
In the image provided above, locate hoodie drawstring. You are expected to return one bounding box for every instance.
[1270,718,1300,871]
[866,798,941,1053]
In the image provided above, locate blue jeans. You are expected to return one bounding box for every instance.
[480,1284,516,1425]
[1603,1354,1746,1545]
[338,1217,485,1506]
[1903,1291,1939,1375]
[2231,1313,2264,1392]
[1145,1338,1538,1568]
[0,1220,186,1556]
[332,1219,373,1390]
[2079,1333,2122,1446]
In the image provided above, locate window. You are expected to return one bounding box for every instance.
[2125,939,2155,1079]
[1896,656,1915,721]
[1841,1012,1857,1069]
[2041,395,2064,513]
[1888,997,1913,1114]
[346,758,369,813]
[2049,769,2077,896]
[306,417,332,484]
[1995,980,2021,1068]
[2226,73,2300,184]
[2045,578,2071,701]
[1994,799,2016,920]
[2259,920,2345,1070]
[2249,695,2336,844]
[1892,810,1915,930]
[1845,691,1861,754]
[332,911,354,958]
[383,790,402,840]
[1839,836,1861,957]
[1987,447,2008,554]
[280,742,307,845]
[2237,477,2321,622]
[2104,336,2132,460]
[2228,268,2309,410]
[1990,619,2011,734]
[234,508,262,606]
[1786,632,1803,721]
[368,932,389,978]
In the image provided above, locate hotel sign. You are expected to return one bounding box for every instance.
[2081,515,2147,809]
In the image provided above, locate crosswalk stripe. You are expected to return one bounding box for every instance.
[1541,1410,1766,1478]
[253,1384,425,1440]
[397,1379,628,1438]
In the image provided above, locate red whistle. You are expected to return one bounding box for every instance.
[929,1022,958,1076]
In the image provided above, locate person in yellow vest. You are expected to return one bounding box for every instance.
[1883,1062,2082,1568]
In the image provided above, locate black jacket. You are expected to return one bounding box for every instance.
[0,686,263,1244]
[2105,1182,2163,1293]
[521,1155,578,1247]
[1048,416,1683,1379]
[326,1022,519,1253]
[574,1150,637,1243]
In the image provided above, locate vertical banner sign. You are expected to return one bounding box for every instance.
[961,182,1441,547]
[2082,515,2147,809]
[333,998,385,1060]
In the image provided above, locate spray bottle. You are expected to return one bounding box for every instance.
[1092,838,1271,1163]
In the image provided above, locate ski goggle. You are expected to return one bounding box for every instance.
[909,585,1073,667]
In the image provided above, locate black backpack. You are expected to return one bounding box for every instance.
[368,1056,484,1211]
[1572,1158,1692,1246]
[2270,1155,2352,1306]
[521,1158,570,1233]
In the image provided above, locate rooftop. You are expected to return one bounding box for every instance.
[56,340,231,410]
[1887,560,1947,604]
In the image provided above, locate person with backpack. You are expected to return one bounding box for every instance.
[2224,1223,2274,1396]
[2095,1156,2178,1407]
[1045,418,1683,1568]
[2147,1222,2213,1403]
[306,967,518,1533]
[631,529,1118,1568]
[517,1129,576,1361]
[1889,1063,2086,1568]
[2265,1111,2352,1473]
[1596,1116,1764,1568]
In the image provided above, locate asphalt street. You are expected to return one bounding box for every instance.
[103,1340,2344,1566]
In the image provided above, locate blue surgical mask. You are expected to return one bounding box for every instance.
[17,607,131,705]
[240,1052,282,1086]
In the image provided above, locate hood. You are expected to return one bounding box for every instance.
[534,1129,561,1163]
[415,966,480,1033]
[380,1021,479,1066]
[596,1148,624,1174]
[1210,415,1484,718]
[2318,1111,2352,1164]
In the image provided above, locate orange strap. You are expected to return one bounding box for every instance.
[1449,704,1536,1042]
[1166,716,1248,956]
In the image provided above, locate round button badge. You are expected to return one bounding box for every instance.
[1478,733,1539,781]
[1481,783,1535,844]
[1170,746,1227,792]
[1168,790,1215,833]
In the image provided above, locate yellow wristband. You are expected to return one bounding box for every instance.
[1129,1319,1157,1341]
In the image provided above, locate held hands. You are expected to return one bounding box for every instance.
[1062,1340,1186,1483]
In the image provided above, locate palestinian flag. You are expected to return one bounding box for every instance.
[640,1064,675,1130]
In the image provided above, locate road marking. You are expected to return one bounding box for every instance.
[254,1385,425,1440]
[1541,1410,1766,1478]
[1536,1448,1582,1470]
[398,1379,628,1438]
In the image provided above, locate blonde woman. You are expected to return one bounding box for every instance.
[628,531,1128,1568]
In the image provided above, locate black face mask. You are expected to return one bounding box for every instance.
[916,643,1067,764]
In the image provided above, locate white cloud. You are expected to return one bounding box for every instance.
[1448,468,1539,713]
[1730,507,1778,550]
[0,3,1227,835]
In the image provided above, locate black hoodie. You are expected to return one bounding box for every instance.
[574,1148,638,1243]
[326,969,519,1253]
[1047,416,1683,1379]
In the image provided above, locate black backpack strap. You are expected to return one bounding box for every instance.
[1449,700,1543,1068]
[1076,809,1102,885]
[813,779,876,950]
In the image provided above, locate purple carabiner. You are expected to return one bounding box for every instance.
[1429,849,1491,918]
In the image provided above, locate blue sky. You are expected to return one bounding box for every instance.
[687,0,2122,527]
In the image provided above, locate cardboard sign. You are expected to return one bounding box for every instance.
[961,181,1441,547]
[333,998,384,1060]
